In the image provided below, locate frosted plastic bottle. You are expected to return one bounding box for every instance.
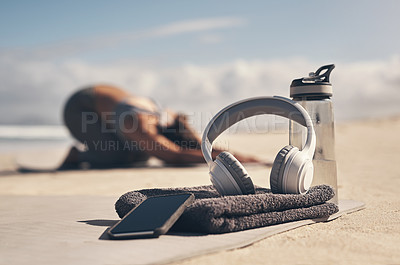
[289,64,338,205]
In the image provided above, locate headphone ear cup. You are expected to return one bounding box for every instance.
[216,152,255,195]
[270,145,294,194]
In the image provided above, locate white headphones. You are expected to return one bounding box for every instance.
[201,96,316,196]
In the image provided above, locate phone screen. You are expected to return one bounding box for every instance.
[108,193,194,239]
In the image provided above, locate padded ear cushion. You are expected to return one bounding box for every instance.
[216,152,255,195]
[270,145,294,194]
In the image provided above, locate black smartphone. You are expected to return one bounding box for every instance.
[108,193,194,239]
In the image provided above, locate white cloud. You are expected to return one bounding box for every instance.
[198,34,224,44]
[0,55,399,127]
[145,17,246,38]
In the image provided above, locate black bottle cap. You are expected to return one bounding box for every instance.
[290,64,335,97]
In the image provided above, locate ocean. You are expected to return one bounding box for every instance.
[0,125,72,153]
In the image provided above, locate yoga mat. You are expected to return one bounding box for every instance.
[0,195,364,265]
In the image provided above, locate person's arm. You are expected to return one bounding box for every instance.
[120,113,203,163]
[139,133,259,164]
[121,113,260,164]
[162,112,262,164]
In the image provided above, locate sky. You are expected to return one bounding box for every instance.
[0,0,400,126]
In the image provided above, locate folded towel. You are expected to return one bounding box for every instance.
[115,185,338,234]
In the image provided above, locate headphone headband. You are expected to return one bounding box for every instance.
[201,96,316,165]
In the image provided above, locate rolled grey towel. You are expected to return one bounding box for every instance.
[115,185,338,234]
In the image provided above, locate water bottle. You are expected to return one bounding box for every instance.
[289,64,338,205]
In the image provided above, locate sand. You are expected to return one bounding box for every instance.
[0,116,399,264]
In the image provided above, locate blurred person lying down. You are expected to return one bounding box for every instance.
[60,85,260,169]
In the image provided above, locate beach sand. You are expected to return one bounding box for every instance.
[0,117,399,264]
